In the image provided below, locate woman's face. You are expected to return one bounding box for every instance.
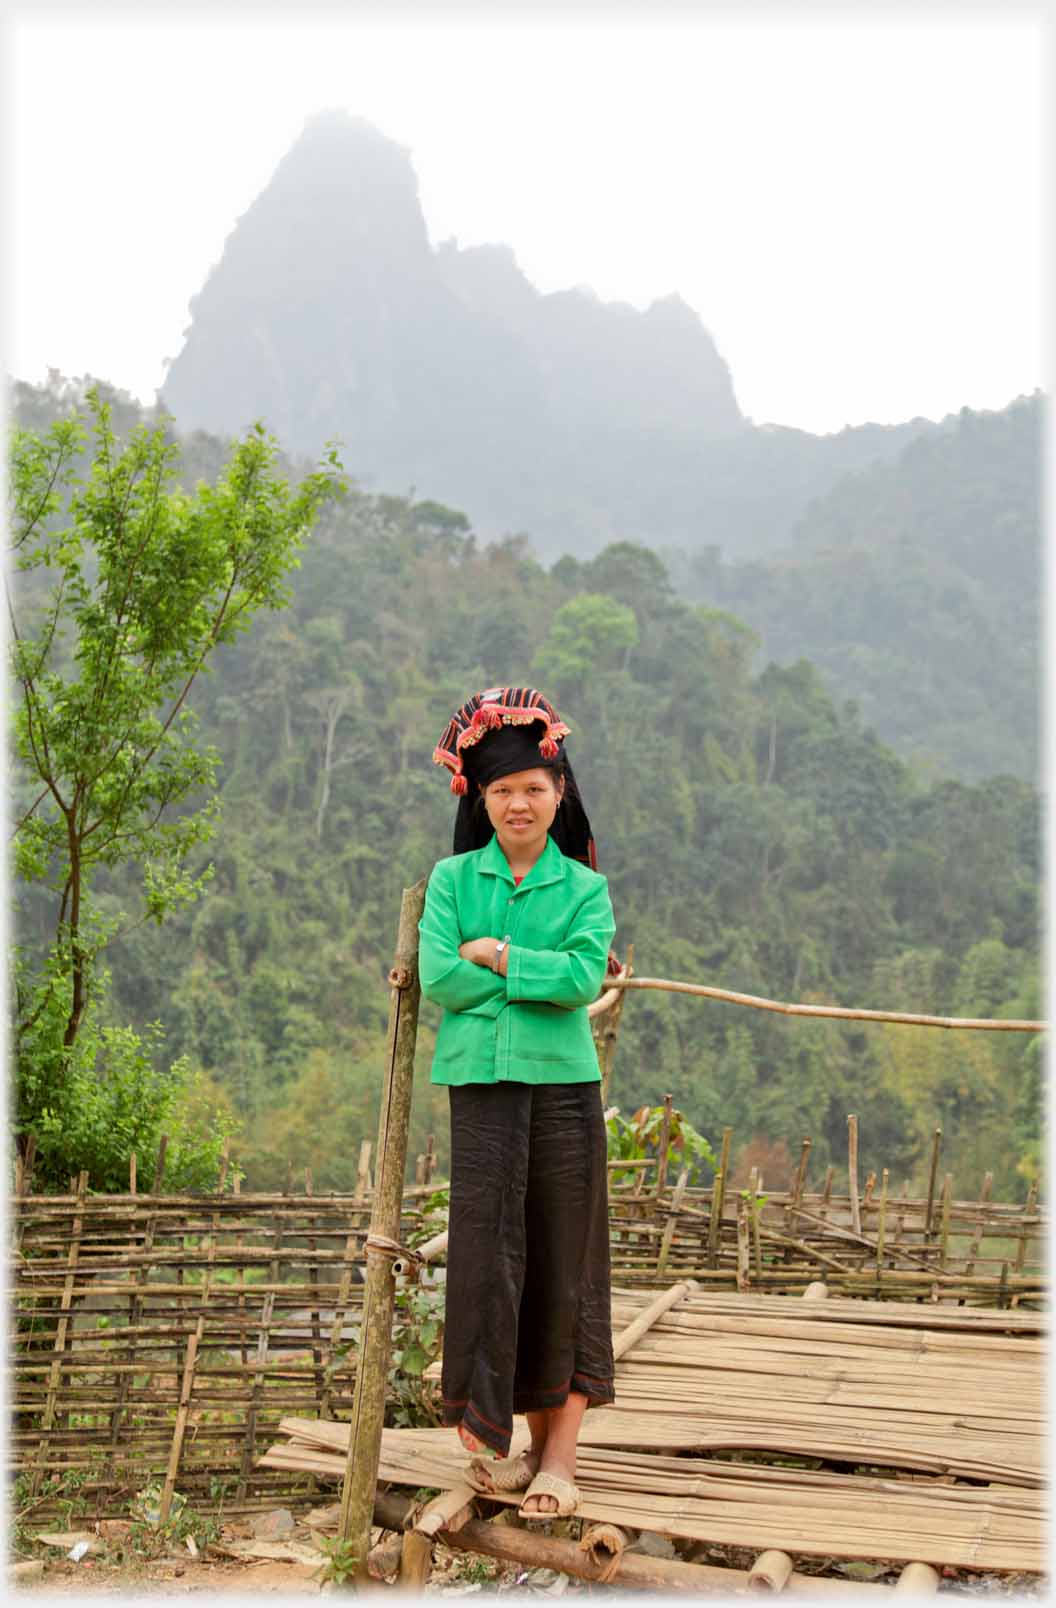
[481,767,564,861]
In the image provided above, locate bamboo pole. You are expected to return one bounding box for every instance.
[707,1128,732,1266]
[736,1200,751,1292]
[657,1168,689,1277]
[29,1170,87,1497]
[354,1141,372,1204]
[924,1130,942,1247]
[612,1279,698,1361]
[319,1230,362,1423]
[847,1115,862,1236]
[959,1171,992,1291]
[893,1562,940,1594]
[938,1174,953,1273]
[369,1488,897,1596]
[338,879,427,1582]
[159,1315,202,1522]
[656,1094,674,1199]
[237,1212,283,1501]
[876,1169,889,1279]
[399,1529,434,1590]
[598,975,1046,1032]
[304,1169,325,1419]
[748,1549,795,1591]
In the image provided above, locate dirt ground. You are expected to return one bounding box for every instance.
[15,1550,1047,1600]
[12,1515,1046,1599]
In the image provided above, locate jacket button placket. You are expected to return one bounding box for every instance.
[496,881,521,1082]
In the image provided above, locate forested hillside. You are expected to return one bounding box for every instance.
[672,395,1041,782]
[10,378,1040,1201]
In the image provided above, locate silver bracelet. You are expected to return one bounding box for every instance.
[494,934,512,971]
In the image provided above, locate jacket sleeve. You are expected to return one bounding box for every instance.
[505,877,615,1010]
[418,862,508,1016]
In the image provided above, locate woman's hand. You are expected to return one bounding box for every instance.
[459,938,508,975]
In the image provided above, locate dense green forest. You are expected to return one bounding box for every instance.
[670,395,1040,783]
[10,377,1042,1201]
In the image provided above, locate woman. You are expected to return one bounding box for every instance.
[418,687,616,1520]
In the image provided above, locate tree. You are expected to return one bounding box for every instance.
[531,593,638,692]
[9,391,344,1186]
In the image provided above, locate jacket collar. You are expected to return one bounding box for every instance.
[478,832,567,891]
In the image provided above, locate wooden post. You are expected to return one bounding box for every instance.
[846,1114,861,1236]
[338,879,427,1582]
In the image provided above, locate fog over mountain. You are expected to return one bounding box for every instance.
[161,111,941,560]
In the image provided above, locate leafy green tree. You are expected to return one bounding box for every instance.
[9,391,344,1186]
[531,592,638,691]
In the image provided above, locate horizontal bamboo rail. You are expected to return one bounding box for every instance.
[601,975,1046,1032]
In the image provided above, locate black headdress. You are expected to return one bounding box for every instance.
[432,686,597,867]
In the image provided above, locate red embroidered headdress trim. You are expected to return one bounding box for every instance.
[432,686,571,796]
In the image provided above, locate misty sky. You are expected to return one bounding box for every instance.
[5,11,1047,435]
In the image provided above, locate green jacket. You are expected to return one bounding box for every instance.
[419,834,616,1086]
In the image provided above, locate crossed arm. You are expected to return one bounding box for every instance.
[418,870,614,1014]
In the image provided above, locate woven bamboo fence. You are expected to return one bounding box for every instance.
[604,1122,1044,1302]
[10,1138,446,1519]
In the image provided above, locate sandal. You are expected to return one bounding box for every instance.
[518,1471,580,1520]
[466,1448,538,1494]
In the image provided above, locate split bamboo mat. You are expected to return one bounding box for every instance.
[262,1419,1044,1573]
[599,1288,1044,1487]
[263,1285,1046,1573]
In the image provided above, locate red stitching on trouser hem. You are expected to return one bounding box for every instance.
[441,1398,512,1455]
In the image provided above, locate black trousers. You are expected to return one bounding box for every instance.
[441,1081,615,1455]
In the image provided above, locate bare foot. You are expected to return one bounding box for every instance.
[520,1393,587,1515]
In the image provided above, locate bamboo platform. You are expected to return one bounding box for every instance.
[263,1285,1046,1576]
